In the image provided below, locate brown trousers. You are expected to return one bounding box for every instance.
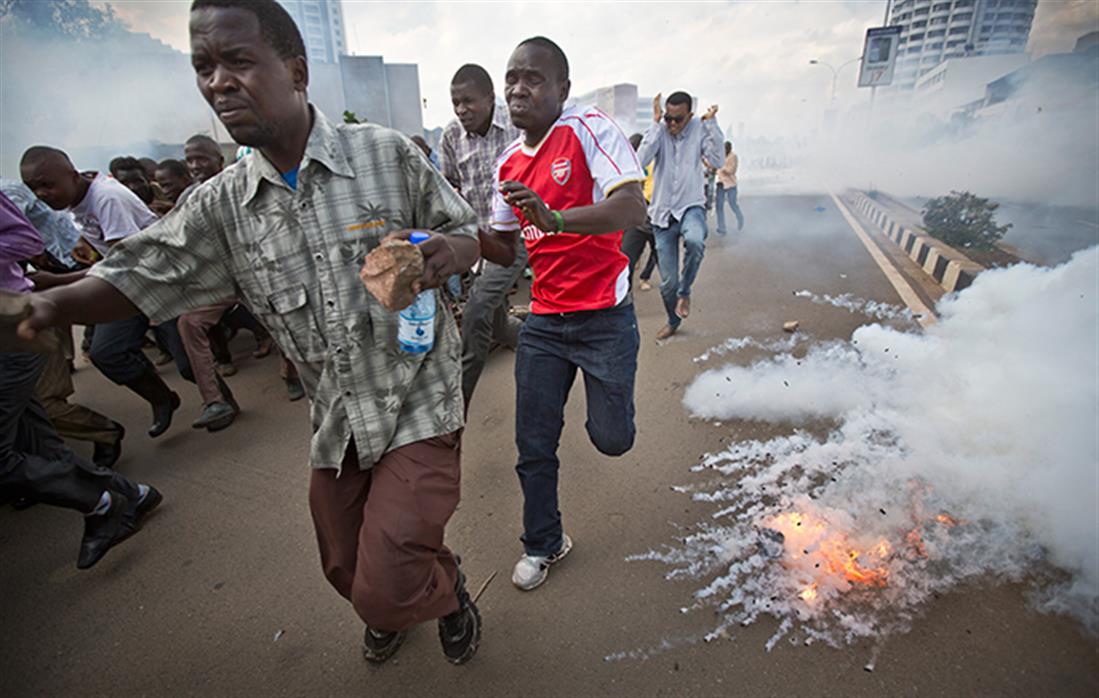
[35,328,119,446]
[178,300,236,406]
[309,432,462,632]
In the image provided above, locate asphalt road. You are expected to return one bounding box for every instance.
[2,194,1095,697]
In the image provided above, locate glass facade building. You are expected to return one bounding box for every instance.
[886,0,1036,89]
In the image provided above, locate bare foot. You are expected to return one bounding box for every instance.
[675,297,691,319]
[656,324,677,341]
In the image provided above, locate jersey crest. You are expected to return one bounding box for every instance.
[550,157,571,185]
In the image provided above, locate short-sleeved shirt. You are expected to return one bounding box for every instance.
[89,108,479,472]
[491,105,644,314]
[0,179,80,268]
[69,173,158,256]
[0,191,45,294]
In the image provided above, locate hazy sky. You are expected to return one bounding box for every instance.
[103,0,1097,135]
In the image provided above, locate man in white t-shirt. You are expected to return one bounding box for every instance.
[20,146,187,439]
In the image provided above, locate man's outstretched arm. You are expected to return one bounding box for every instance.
[19,277,141,341]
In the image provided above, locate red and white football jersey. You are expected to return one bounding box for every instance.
[491,105,644,314]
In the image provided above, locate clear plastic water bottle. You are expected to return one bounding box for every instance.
[398,231,435,354]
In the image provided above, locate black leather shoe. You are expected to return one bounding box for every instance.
[148,391,181,438]
[438,559,481,665]
[362,626,406,664]
[124,370,181,438]
[92,422,125,468]
[123,486,163,536]
[77,492,130,570]
[12,496,37,511]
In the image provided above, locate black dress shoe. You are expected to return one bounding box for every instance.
[77,492,130,570]
[148,391,181,438]
[92,422,125,468]
[11,496,37,511]
[123,486,163,536]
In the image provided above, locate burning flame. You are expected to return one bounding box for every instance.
[764,505,964,605]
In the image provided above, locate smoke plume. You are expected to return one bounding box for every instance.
[638,247,1098,653]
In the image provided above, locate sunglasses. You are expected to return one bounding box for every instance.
[663,114,686,124]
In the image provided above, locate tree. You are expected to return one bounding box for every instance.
[343,110,364,124]
[0,0,127,40]
[922,191,1012,251]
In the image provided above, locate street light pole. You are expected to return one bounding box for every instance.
[809,56,864,104]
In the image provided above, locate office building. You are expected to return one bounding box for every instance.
[276,0,347,64]
[886,0,1036,89]
[913,53,1029,115]
[573,83,639,133]
[340,56,424,136]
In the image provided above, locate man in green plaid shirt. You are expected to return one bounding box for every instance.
[17,0,483,666]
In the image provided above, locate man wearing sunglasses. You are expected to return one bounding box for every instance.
[637,91,724,340]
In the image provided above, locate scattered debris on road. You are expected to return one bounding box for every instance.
[473,570,498,604]
[783,321,799,333]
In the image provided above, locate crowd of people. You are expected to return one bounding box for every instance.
[1,0,746,669]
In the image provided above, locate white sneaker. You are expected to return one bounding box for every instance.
[512,534,573,591]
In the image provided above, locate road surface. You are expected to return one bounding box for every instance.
[2,194,1095,697]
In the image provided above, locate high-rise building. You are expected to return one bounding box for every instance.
[340,56,424,136]
[276,0,346,64]
[573,83,639,133]
[885,0,1036,90]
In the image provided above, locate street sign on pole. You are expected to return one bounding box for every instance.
[857,26,903,88]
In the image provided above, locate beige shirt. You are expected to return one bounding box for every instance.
[90,108,478,471]
[716,151,739,188]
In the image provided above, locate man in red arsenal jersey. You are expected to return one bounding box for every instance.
[485,37,647,591]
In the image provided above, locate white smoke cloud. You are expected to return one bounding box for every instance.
[638,247,1099,655]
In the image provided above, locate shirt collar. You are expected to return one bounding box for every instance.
[242,106,354,206]
[490,99,511,131]
[465,99,511,139]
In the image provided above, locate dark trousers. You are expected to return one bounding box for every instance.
[308,435,462,632]
[621,220,658,289]
[514,305,639,557]
[89,315,191,385]
[460,243,528,408]
[0,352,139,513]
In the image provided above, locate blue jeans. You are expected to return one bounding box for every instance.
[653,206,707,328]
[716,184,744,235]
[514,305,639,556]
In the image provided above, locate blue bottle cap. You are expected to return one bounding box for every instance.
[409,231,430,245]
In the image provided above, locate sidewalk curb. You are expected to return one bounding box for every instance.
[849,191,984,294]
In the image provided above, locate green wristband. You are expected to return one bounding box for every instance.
[551,209,565,234]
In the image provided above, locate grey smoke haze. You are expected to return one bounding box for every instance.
[0,30,216,175]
